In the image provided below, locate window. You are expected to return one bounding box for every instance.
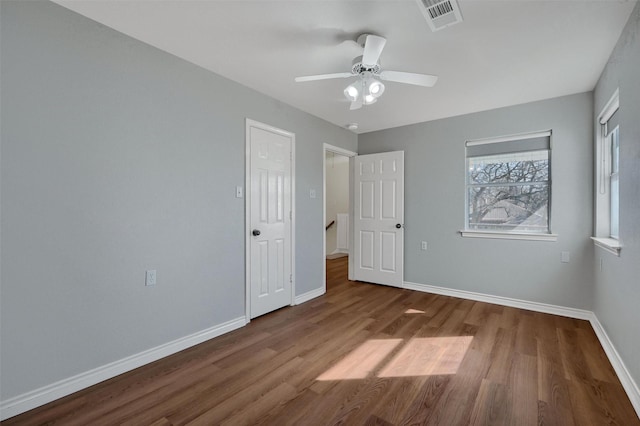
[462,131,555,241]
[593,89,621,255]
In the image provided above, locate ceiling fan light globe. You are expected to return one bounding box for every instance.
[364,94,377,105]
[369,80,385,97]
[344,84,359,102]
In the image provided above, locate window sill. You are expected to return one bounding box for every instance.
[591,237,621,256]
[460,230,558,242]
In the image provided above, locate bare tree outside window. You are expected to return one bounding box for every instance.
[467,150,550,232]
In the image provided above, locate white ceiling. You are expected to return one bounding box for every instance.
[53,0,635,134]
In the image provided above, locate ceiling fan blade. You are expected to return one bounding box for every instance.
[350,98,363,110]
[362,35,386,66]
[294,72,353,83]
[379,70,438,87]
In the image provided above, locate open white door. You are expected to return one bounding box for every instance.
[353,151,404,287]
[246,120,294,319]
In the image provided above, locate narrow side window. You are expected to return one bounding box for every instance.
[596,89,620,241]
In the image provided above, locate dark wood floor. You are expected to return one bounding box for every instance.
[4,257,638,425]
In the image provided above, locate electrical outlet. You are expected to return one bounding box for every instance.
[145,270,156,286]
[421,241,428,251]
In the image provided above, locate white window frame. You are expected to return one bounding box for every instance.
[461,130,557,242]
[592,89,621,255]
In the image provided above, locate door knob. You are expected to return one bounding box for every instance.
[252,229,261,236]
[396,224,402,229]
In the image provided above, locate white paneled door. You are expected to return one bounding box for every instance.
[354,151,404,287]
[246,120,294,319]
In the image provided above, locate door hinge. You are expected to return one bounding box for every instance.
[290,210,292,220]
[289,274,293,283]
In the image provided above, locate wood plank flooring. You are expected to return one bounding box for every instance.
[4,257,638,425]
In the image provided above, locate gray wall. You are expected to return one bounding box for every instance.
[0,1,356,400]
[593,2,640,392]
[359,93,594,309]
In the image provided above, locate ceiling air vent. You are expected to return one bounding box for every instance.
[416,0,463,32]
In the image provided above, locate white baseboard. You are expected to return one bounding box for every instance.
[403,281,592,319]
[588,314,640,418]
[404,280,640,418]
[326,252,348,259]
[327,249,348,260]
[294,287,325,305]
[0,316,247,421]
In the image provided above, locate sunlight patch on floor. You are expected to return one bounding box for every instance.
[316,339,402,380]
[404,308,425,314]
[378,336,473,377]
[316,336,473,381]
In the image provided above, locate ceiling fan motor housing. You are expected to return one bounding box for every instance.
[351,56,380,76]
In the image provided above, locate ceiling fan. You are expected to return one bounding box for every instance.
[295,34,438,110]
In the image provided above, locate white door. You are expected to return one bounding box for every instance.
[246,120,294,319]
[353,151,404,287]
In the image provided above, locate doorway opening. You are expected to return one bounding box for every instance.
[323,144,356,293]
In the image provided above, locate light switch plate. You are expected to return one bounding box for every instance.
[236,186,243,198]
[561,251,570,263]
[310,189,316,199]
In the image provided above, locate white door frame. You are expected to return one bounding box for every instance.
[323,143,357,292]
[245,119,296,321]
